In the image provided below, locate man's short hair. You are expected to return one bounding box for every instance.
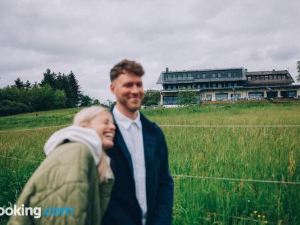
[110,59,144,82]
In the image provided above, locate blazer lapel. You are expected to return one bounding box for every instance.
[114,125,134,175]
[110,106,134,175]
[141,115,156,205]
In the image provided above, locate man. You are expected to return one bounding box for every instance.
[102,59,174,225]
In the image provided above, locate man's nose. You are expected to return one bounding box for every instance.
[131,85,140,94]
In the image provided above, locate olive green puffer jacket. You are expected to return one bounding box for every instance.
[7,142,113,225]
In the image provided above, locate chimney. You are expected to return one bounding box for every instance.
[166,67,169,73]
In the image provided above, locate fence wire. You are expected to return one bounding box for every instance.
[1,124,300,133]
[1,154,299,186]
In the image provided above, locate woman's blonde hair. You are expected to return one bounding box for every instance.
[73,106,112,183]
[73,106,109,126]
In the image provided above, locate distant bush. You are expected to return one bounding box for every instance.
[0,85,67,116]
[0,100,32,116]
[177,91,199,105]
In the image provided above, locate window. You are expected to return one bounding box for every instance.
[206,94,212,101]
[203,74,206,79]
[228,73,232,77]
[212,74,216,78]
[231,93,241,100]
[248,92,264,99]
[218,73,221,78]
[163,96,178,105]
[216,93,228,101]
[281,90,297,98]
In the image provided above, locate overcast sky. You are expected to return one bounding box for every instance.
[1,0,299,102]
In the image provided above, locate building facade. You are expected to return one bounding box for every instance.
[157,67,300,105]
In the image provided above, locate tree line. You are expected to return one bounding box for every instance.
[0,69,99,116]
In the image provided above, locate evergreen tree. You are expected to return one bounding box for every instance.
[66,71,80,107]
[55,72,66,90]
[25,80,31,88]
[41,69,56,88]
[297,61,300,82]
[14,77,25,89]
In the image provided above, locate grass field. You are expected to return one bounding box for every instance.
[0,102,299,224]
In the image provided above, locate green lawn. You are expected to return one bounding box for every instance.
[0,102,299,224]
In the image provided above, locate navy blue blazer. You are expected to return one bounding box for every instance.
[102,111,174,225]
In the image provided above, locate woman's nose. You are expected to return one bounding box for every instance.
[110,123,116,130]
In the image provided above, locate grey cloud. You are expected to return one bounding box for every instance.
[1,0,299,101]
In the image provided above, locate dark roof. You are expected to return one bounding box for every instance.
[157,67,246,84]
[246,70,290,76]
[246,70,294,82]
[163,67,244,74]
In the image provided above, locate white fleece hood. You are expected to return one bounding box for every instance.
[44,125,102,165]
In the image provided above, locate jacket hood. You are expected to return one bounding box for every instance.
[44,125,102,165]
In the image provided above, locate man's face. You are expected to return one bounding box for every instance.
[110,71,144,113]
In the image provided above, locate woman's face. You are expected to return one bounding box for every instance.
[87,111,116,149]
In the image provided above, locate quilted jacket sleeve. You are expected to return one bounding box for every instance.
[7,142,102,225]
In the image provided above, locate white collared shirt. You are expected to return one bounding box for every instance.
[113,107,147,224]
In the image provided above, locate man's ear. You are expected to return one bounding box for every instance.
[110,82,115,94]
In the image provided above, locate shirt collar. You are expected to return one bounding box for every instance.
[113,106,142,130]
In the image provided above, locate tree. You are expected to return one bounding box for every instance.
[40,69,81,108]
[40,69,56,88]
[25,80,31,88]
[93,99,100,105]
[0,68,85,116]
[66,71,80,107]
[14,77,25,89]
[297,61,300,82]
[143,90,160,106]
[30,85,66,110]
[79,94,93,107]
[177,91,199,105]
[0,99,31,116]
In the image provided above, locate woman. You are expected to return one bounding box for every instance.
[8,106,115,225]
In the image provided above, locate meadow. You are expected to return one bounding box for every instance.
[0,102,299,225]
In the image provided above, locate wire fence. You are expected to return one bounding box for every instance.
[1,122,299,224]
[1,154,299,186]
[1,124,300,133]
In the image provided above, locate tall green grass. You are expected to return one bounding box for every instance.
[0,102,299,224]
